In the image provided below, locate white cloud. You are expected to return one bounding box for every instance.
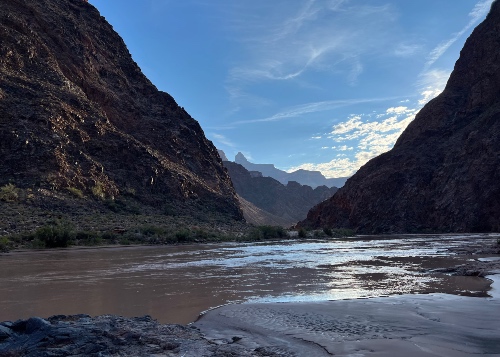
[289,158,359,178]
[417,69,450,105]
[291,106,417,177]
[386,106,409,114]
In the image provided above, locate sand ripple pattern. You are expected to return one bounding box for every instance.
[219,304,425,342]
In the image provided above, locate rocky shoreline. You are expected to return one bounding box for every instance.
[0,314,281,357]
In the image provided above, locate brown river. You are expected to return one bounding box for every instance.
[0,234,497,324]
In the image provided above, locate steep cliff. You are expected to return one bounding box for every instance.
[300,1,500,233]
[0,0,242,222]
[224,162,337,226]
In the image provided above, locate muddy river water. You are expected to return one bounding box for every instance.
[0,234,497,324]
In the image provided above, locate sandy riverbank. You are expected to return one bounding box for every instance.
[194,271,500,356]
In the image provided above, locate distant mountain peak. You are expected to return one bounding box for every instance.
[235,152,250,164]
[231,154,347,188]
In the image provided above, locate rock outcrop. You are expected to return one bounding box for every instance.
[0,0,242,221]
[0,315,284,356]
[224,161,337,226]
[300,1,500,233]
[234,152,347,188]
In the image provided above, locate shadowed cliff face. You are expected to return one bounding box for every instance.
[224,162,337,227]
[0,0,242,219]
[300,1,500,233]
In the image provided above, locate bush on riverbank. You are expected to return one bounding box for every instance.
[0,236,12,252]
[322,227,355,238]
[245,225,287,241]
[0,220,356,251]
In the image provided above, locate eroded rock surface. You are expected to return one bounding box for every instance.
[0,0,242,221]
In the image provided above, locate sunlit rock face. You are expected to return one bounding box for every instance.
[0,0,242,220]
[300,1,500,233]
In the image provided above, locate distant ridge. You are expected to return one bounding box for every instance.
[218,151,347,188]
[299,1,500,233]
[223,161,337,227]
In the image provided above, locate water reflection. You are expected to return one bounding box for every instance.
[0,234,497,324]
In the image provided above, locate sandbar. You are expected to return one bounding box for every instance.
[194,273,500,356]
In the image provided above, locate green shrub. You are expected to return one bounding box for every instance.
[244,226,288,241]
[75,231,102,246]
[175,229,191,242]
[298,228,307,238]
[139,225,166,237]
[66,187,84,198]
[318,228,356,238]
[33,224,74,248]
[246,227,263,241]
[0,184,19,202]
[92,182,105,200]
[0,237,11,252]
[102,231,118,241]
[323,227,333,237]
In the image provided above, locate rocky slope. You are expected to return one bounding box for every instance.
[234,152,347,188]
[300,1,500,233]
[237,195,292,227]
[0,0,242,226]
[224,161,337,226]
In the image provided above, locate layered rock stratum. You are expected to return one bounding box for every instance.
[0,0,242,225]
[300,1,500,233]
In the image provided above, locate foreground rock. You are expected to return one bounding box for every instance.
[300,1,500,233]
[0,0,242,228]
[0,314,288,357]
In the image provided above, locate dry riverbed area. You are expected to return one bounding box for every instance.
[0,238,499,356]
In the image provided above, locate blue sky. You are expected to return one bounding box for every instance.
[91,0,494,178]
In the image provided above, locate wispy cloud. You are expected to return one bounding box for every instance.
[231,96,405,125]
[210,133,236,148]
[424,0,494,70]
[226,1,398,102]
[416,1,493,106]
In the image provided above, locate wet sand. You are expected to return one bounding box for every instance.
[194,272,500,356]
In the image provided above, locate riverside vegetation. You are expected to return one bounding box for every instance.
[0,184,354,252]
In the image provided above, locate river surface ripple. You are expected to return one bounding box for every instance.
[0,234,498,324]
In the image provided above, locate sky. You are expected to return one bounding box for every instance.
[90,0,494,178]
